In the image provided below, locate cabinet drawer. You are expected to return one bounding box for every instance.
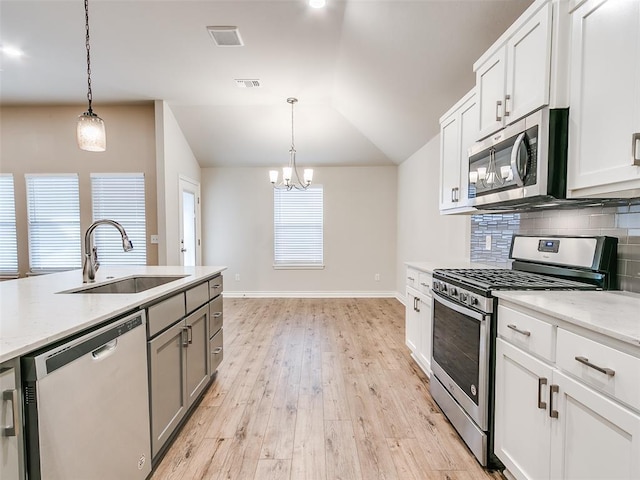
[148,293,185,338]
[498,305,555,362]
[186,282,209,314]
[209,275,223,299]
[418,272,432,296]
[209,295,223,337]
[406,268,419,289]
[210,329,224,374]
[557,328,640,412]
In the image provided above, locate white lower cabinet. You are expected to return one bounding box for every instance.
[405,269,433,376]
[495,304,640,480]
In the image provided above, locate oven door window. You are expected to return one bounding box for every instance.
[433,297,481,405]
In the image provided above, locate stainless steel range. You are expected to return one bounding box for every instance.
[430,235,618,468]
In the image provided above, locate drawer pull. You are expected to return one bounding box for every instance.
[420,282,429,287]
[211,284,222,289]
[537,377,547,409]
[407,276,415,282]
[575,356,615,377]
[549,384,559,418]
[212,312,222,318]
[507,324,531,337]
[212,347,223,355]
[2,389,18,437]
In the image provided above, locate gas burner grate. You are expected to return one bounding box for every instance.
[434,268,598,291]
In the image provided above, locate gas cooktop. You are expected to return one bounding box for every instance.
[433,268,599,292]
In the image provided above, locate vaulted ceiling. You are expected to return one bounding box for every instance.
[0,0,532,168]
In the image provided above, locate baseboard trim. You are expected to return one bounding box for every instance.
[224,291,400,299]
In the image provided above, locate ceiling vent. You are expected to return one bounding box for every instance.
[207,26,243,47]
[235,79,261,88]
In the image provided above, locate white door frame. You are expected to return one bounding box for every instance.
[178,175,202,266]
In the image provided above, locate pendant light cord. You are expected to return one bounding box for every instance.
[84,0,94,115]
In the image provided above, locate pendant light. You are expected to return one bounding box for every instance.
[270,97,313,190]
[77,0,106,152]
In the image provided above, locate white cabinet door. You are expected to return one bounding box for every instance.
[0,363,24,480]
[416,294,432,376]
[476,48,507,139]
[439,90,477,214]
[506,3,552,123]
[550,370,640,480]
[568,0,640,197]
[495,338,553,480]
[405,289,419,354]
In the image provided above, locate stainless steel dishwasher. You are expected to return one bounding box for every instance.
[22,310,151,480]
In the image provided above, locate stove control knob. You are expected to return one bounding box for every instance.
[470,296,479,306]
[441,283,448,293]
[459,292,468,303]
[450,287,458,297]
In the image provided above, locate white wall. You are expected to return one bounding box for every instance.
[396,135,470,297]
[201,166,397,296]
[154,101,201,265]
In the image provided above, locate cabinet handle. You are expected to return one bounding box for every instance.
[574,356,615,377]
[213,312,222,318]
[537,377,547,410]
[187,325,193,344]
[2,389,18,437]
[182,326,190,347]
[211,284,222,289]
[504,94,511,117]
[549,384,559,418]
[451,187,455,203]
[212,347,223,355]
[507,324,531,337]
[420,282,429,287]
[495,100,503,121]
[408,276,415,282]
[632,133,640,166]
[415,298,421,313]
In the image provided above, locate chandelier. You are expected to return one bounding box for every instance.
[269,97,313,190]
[76,0,106,152]
[469,148,512,188]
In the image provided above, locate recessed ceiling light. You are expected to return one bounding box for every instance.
[309,0,326,8]
[1,45,25,58]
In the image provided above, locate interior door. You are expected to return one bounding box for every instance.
[178,176,201,266]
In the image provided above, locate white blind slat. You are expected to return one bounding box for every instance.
[26,174,82,271]
[91,174,147,265]
[0,174,18,275]
[274,186,323,266]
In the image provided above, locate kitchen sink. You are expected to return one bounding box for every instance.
[61,275,188,294]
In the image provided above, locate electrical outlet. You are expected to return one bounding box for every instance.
[485,235,492,251]
[150,234,159,244]
[374,273,380,281]
[235,273,240,281]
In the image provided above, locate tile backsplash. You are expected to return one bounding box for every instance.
[470,200,640,293]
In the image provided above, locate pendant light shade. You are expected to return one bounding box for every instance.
[77,112,106,152]
[77,0,106,152]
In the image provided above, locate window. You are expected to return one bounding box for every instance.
[273,186,323,268]
[26,174,82,272]
[91,173,147,265]
[0,174,18,276]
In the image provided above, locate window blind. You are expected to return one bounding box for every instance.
[274,186,323,266]
[91,173,147,265]
[0,174,18,276]
[26,174,82,272]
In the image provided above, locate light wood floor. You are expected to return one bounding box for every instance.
[151,298,504,480]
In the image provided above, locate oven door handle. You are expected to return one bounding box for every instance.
[432,291,487,322]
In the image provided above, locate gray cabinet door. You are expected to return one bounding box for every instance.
[149,322,187,458]
[185,305,210,404]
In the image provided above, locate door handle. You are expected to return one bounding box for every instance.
[495,100,503,122]
[507,323,531,337]
[549,384,559,418]
[632,133,640,166]
[415,298,420,313]
[182,326,190,347]
[212,347,223,355]
[504,94,511,117]
[537,377,547,409]
[575,356,615,377]
[187,324,193,344]
[2,389,18,437]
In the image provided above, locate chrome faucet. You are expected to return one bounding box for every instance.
[83,219,134,283]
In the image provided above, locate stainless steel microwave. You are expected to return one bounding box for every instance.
[467,108,569,209]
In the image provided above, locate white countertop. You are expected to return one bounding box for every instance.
[405,260,504,274]
[494,290,640,348]
[0,266,226,363]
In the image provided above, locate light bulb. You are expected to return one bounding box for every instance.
[477,167,487,181]
[309,0,326,8]
[469,171,478,184]
[283,167,292,183]
[269,170,279,184]
[303,169,313,185]
[501,166,512,180]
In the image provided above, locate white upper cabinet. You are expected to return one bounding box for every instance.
[474,1,555,140]
[567,0,640,198]
[439,89,478,214]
